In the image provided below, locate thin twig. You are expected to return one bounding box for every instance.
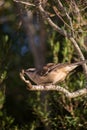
[57,0,73,26]
[13,0,35,6]
[38,4,68,37]
[53,6,74,31]
[69,37,87,79]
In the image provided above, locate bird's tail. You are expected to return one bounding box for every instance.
[47,60,87,73]
[70,60,87,66]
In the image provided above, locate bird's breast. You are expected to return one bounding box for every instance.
[49,70,67,84]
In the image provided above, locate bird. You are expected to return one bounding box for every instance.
[23,60,87,85]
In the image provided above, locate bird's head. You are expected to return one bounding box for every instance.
[24,68,36,79]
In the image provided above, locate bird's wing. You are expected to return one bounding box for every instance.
[36,60,87,76]
[41,63,64,76]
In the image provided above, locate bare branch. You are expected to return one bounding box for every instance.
[30,86,87,99]
[37,4,68,37]
[57,0,74,32]
[53,6,74,31]
[69,37,87,79]
[13,0,35,6]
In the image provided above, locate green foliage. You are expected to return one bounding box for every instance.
[0,112,14,130]
[49,32,60,63]
[26,92,51,127]
[62,38,74,63]
[0,0,87,129]
[0,91,5,110]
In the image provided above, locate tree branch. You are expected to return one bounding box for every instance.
[53,6,74,31]
[57,0,74,34]
[13,0,35,6]
[69,37,87,79]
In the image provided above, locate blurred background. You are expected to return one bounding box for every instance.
[0,0,87,129]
